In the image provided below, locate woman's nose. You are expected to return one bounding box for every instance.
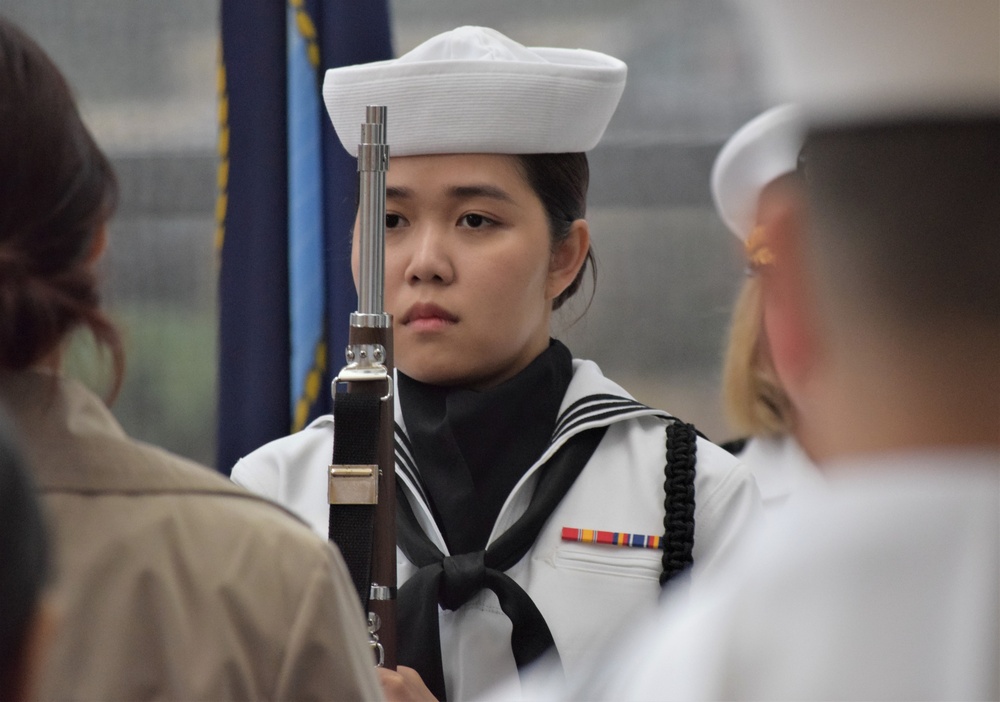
[404,225,455,285]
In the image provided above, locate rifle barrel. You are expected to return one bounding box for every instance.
[350,104,396,669]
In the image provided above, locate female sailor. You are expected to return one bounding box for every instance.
[232,26,762,701]
[712,104,824,513]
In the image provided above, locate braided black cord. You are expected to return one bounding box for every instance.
[661,421,697,586]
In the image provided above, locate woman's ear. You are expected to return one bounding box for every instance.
[546,219,590,300]
[86,224,109,265]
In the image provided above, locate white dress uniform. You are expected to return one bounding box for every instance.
[233,358,762,699]
[601,452,1000,701]
[736,436,823,514]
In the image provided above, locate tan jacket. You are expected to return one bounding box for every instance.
[0,370,382,702]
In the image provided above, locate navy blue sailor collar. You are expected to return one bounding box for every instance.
[392,358,672,550]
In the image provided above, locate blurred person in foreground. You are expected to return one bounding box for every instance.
[0,16,381,700]
[712,104,824,513]
[585,1,999,699]
[0,412,55,702]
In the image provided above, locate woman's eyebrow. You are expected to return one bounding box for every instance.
[386,183,516,204]
[386,185,413,200]
[448,184,515,203]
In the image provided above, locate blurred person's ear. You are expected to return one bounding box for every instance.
[85,225,108,266]
[758,185,818,409]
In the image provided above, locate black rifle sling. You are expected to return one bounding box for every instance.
[329,391,381,611]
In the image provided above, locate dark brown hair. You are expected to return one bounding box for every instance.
[0,18,123,398]
[515,152,596,310]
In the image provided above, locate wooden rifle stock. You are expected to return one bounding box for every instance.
[346,325,396,669]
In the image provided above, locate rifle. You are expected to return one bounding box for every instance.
[328,105,396,669]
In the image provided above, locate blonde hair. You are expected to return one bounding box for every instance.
[722,276,794,436]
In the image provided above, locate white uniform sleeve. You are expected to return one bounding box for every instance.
[231,453,280,497]
[229,417,336,537]
[690,437,765,581]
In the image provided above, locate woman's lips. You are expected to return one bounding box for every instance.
[402,302,458,331]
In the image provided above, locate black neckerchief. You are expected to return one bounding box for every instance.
[395,340,598,700]
[396,424,606,701]
[397,339,572,555]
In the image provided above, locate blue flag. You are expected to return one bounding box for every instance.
[216,0,393,475]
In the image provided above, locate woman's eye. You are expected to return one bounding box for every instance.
[386,213,403,228]
[460,213,491,228]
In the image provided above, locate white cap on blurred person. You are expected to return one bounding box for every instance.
[711,104,805,241]
[743,0,1000,124]
[323,26,627,157]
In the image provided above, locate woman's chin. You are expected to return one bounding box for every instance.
[396,363,465,387]
[399,361,525,392]
[397,357,504,389]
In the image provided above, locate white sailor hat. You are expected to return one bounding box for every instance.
[744,0,1000,124]
[711,104,805,241]
[323,26,627,157]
